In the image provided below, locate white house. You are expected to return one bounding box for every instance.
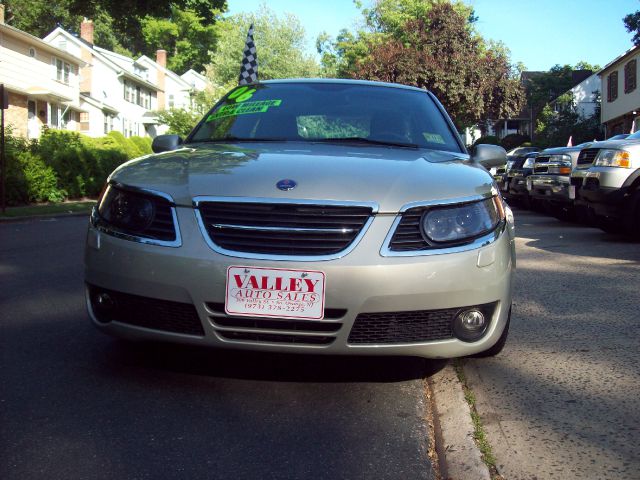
[598,45,640,137]
[551,73,601,119]
[44,20,162,138]
[181,69,209,94]
[0,8,84,138]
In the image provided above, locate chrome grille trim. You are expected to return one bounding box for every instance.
[577,148,600,166]
[193,196,378,261]
[211,223,356,234]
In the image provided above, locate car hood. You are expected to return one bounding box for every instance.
[109,142,494,213]
[586,138,640,150]
[539,146,585,155]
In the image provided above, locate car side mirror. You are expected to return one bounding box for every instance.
[152,134,183,153]
[471,144,507,169]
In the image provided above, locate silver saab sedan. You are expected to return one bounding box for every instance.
[85,79,515,359]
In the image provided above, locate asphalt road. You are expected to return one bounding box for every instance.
[465,207,640,480]
[0,216,438,480]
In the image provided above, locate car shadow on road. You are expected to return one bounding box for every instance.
[100,338,448,383]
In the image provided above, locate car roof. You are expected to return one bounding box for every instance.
[258,78,428,93]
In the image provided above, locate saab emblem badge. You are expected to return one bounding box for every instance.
[276,179,297,191]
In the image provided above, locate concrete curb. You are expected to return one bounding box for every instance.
[0,211,91,224]
[430,363,490,480]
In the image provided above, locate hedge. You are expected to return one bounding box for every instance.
[3,129,151,206]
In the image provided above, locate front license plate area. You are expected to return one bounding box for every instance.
[225,266,326,320]
[569,185,576,200]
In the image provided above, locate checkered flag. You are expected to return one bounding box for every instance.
[238,24,258,85]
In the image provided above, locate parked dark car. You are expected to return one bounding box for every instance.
[504,152,538,208]
[526,144,591,219]
[493,147,541,192]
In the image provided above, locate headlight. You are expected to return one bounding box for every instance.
[523,158,535,168]
[99,187,156,231]
[421,197,503,244]
[548,162,572,175]
[549,154,571,162]
[95,185,178,243]
[594,149,631,168]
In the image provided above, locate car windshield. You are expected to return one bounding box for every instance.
[189,82,462,152]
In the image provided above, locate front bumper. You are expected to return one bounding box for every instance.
[527,174,572,203]
[84,207,515,359]
[506,173,529,198]
[575,167,638,218]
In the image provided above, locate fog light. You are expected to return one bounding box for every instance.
[96,293,115,310]
[93,291,116,323]
[453,309,487,342]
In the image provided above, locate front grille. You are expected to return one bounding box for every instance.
[533,155,550,174]
[197,201,373,256]
[217,331,335,345]
[348,308,458,344]
[88,285,204,336]
[577,148,599,166]
[206,302,344,345]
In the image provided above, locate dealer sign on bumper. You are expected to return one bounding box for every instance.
[225,266,326,320]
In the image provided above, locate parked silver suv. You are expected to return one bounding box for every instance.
[527,144,591,219]
[574,132,640,235]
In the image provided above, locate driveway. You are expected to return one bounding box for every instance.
[0,216,437,480]
[463,208,640,480]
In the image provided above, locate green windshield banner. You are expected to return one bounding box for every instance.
[206,100,282,122]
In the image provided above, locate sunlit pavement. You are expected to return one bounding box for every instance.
[464,206,640,480]
[0,216,438,480]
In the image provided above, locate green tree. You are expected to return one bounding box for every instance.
[207,5,320,88]
[3,0,227,66]
[337,1,524,129]
[141,5,223,73]
[534,92,603,148]
[155,108,202,138]
[624,9,640,46]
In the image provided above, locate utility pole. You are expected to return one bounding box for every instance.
[0,83,7,214]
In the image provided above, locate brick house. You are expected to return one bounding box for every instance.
[0,7,85,138]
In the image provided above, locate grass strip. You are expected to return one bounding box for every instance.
[454,359,502,479]
[0,201,95,218]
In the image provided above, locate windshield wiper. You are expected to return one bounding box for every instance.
[308,137,419,149]
[195,136,289,143]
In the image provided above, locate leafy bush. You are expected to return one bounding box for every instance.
[500,134,530,152]
[129,136,153,155]
[3,131,66,205]
[17,151,66,203]
[107,131,143,158]
[473,135,499,146]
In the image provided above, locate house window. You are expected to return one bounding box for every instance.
[50,104,59,128]
[607,71,619,102]
[625,60,637,94]
[136,86,141,106]
[168,94,174,108]
[54,58,72,84]
[104,113,116,134]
